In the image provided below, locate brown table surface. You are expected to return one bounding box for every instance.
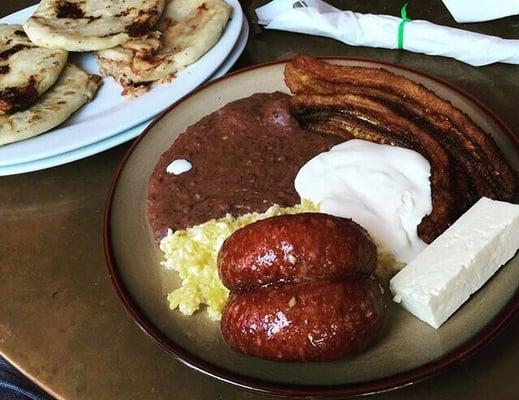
[1,1,518,399]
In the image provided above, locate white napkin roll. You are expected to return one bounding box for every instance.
[256,0,519,66]
[442,0,519,23]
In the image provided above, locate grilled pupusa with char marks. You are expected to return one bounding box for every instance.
[97,0,231,97]
[0,63,101,146]
[23,0,166,52]
[0,24,67,114]
[285,56,518,243]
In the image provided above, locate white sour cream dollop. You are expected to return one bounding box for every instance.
[166,159,192,175]
[295,140,432,263]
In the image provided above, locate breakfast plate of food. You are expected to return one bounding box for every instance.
[0,17,249,176]
[0,0,243,166]
[104,56,518,397]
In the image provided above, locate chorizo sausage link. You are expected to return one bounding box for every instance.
[221,279,386,361]
[218,213,377,291]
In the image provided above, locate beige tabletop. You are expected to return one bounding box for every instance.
[1,1,518,399]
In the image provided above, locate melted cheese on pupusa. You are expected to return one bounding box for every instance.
[295,139,432,263]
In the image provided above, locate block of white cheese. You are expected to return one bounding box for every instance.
[390,197,519,329]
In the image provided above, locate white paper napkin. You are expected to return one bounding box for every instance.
[256,0,519,66]
[442,0,519,23]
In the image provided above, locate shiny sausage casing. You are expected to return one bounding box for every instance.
[221,279,386,361]
[218,213,377,291]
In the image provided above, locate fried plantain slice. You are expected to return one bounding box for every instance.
[285,56,517,204]
[285,56,518,242]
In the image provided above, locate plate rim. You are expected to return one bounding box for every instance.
[103,57,519,398]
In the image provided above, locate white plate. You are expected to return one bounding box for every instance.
[0,1,243,167]
[0,18,249,176]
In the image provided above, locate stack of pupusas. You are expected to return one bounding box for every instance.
[0,24,100,146]
[1,0,231,146]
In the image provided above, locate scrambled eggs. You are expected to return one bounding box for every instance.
[160,200,319,320]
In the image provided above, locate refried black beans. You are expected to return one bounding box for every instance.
[147,92,343,240]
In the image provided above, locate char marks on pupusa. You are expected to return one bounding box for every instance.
[23,0,166,51]
[0,24,67,114]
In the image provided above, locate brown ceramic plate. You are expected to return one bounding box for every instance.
[104,58,519,398]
